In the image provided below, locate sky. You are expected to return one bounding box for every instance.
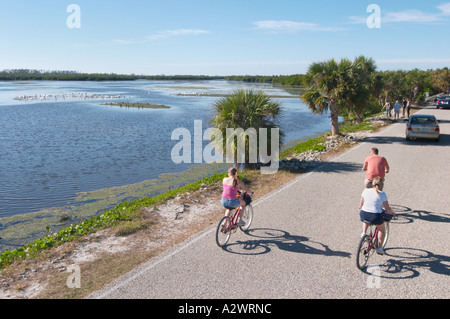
[0,0,449,76]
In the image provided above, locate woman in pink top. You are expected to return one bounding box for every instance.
[221,167,253,226]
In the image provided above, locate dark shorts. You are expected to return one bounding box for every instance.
[360,210,384,225]
[221,197,240,210]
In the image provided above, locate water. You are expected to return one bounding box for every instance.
[0,80,332,250]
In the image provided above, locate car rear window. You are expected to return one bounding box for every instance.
[411,117,436,124]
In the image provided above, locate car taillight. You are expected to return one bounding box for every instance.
[408,125,412,131]
[436,126,440,132]
[437,101,440,105]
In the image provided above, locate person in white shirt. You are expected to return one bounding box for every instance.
[359,176,395,255]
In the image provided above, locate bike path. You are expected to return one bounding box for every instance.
[89,106,450,299]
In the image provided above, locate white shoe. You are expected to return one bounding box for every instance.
[237,220,246,227]
[377,247,385,255]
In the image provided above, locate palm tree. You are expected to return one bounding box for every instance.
[301,59,353,136]
[347,56,377,123]
[210,89,283,169]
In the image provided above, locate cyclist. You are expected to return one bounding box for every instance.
[362,147,389,189]
[221,167,254,226]
[359,176,395,255]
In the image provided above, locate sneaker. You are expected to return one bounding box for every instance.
[237,220,246,227]
[377,247,385,255]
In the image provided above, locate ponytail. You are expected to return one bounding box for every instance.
[228,167,239,187]
[372,176,382,195]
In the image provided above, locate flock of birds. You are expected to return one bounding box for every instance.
[14,92,124,102]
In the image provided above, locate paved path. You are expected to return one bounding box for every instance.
[89,106,449,299]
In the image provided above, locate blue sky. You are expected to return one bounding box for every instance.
[1,0,449,75]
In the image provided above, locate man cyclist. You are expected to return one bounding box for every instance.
[362,147,389,189]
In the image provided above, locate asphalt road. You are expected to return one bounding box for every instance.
[89,105,449,300]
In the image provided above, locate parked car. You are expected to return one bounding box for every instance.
[406,114,440,142]
[436,95,450,109]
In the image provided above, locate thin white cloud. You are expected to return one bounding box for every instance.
[349,2,450,24]
[437,2,450,15]
[145,29,211,41]
[105,29,211,46]
[253,20,342,32]
[383,9,441,23]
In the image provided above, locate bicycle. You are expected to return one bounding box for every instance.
[215,192,253,247]
[356,211,395,270]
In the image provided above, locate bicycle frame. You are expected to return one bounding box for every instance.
[366,225,379,251]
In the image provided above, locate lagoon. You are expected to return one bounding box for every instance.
[0,79,332,250]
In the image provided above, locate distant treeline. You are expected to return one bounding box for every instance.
[0,69,306,85]
[0,69,223,81]
[225,74,306,86]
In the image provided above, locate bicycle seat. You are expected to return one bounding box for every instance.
[224,206,236,210]
[362,220,374,225]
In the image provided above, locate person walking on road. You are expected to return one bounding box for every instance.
[359,176,396,255]
[362,147,390,189]
[402,98,407,118]
[406,98,411,118]
[393,100,401,120]
[382,100,391,118]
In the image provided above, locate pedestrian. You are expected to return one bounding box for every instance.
[402,98,407,118]
[393,100,401,120]
[382,100,391,118]
[362,147,390,189]
[406,98,411,118]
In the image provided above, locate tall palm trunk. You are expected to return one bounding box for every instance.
[329,100,340,136]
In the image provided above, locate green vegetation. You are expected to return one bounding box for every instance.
[0,69,223,81]
[210,89,284,168]
[225,74,306,86]
[281,135,327,159]
[102,102,170,109]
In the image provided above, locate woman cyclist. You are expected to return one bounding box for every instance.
[221,167,254,226]
[359,176,395,255]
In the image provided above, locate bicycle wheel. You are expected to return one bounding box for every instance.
[382,222,390,249]
[240,205,253,232]
[356,234,372,270]
[216,216,232,247]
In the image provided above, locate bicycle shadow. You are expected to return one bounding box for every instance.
[387,204,450,225]
[361,247,450,279]
[221,228,351,258]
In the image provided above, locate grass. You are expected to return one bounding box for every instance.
[280,135,327,159]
